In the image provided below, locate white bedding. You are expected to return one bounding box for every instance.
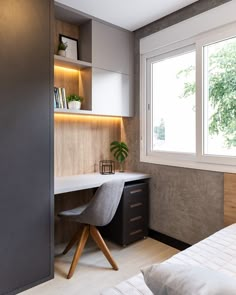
[101,224,236,294]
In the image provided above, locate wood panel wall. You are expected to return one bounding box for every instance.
[54,114,121,176]
[54,66,79,98]
[224,173,236,226]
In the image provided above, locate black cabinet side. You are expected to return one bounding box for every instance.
[0,1,54,294]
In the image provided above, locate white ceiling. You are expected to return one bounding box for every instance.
[56,0,199,31]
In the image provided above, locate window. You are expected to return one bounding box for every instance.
[203,37,236,158]
[150,48,196,154]
[141,22,236,172]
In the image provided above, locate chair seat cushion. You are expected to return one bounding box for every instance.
[58,203,89,218]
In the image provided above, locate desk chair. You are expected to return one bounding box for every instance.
[58,179,125,279]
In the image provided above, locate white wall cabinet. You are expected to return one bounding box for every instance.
[91,21,134,117]
[92,68,131,117]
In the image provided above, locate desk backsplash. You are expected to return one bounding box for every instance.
[54,114,121,176]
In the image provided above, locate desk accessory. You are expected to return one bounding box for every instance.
[99,160,115,174]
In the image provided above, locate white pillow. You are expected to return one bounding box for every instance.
[142,264,236,295]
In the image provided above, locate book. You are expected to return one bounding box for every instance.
[61,87,67,109]
[54,87,67,109]
[54,87,60,108]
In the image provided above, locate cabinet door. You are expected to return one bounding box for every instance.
[92,20,133,75]
[0,1,53,294]
[92,68,132,117]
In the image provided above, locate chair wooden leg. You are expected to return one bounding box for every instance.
[67,225,89,279]
[62,229,81,255]
[90,225,118,271]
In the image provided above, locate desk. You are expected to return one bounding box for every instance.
[54,172,150,245]
[55,172,150,195]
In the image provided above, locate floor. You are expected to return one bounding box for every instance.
[22,237,179,295]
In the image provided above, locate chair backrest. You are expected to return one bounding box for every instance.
[76,179,125,226]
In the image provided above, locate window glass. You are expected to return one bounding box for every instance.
[151,51,196,153]
[203,37,236,156]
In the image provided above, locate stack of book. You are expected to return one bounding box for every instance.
[54,87,67,109]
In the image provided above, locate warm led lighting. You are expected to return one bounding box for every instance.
[54,65,79,73]
[54,113,122,122]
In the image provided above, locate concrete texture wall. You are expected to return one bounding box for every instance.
[122,0,231,245]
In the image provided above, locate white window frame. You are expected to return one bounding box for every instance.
[146,44,196,163]
[140,20,236,173]
[196,25,236,167]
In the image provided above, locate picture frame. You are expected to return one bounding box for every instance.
[59,34,78,60]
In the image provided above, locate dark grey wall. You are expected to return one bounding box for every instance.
[0,1,54,294]
[122,0,231,245]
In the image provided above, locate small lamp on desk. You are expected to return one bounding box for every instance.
[99,160,115,175]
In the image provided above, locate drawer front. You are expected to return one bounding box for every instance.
[126,201,147,219]
[126,215,146,231]
[124,227,148,245]
[124,183,148,205]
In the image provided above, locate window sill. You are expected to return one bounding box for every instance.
[140,154,236,173]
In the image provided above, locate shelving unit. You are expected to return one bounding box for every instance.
[54,2,133,117]
[54,5,92,112]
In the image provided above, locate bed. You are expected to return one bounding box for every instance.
[101,224,236,294]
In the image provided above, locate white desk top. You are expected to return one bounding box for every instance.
[55,172,150,195]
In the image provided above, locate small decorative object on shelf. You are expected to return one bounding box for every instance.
[110,141,129,172]
[67,94,83,110]
[99,160,115,175]
[59,34,78,60]
[57,40,68,57]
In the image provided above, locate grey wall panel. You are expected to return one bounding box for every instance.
[0,1,53,294]
[92,20,132,74]
[122,0,230,244]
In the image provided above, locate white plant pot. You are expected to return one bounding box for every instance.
[58,50,66,57]
[68,101,81,110]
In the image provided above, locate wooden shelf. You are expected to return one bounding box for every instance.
[54,108,123,118]
[54,108,93,115]
[54,55,91,70]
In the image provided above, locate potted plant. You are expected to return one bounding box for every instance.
[57,41,68,57]
[67,94,83,110]
[110,141,129,172]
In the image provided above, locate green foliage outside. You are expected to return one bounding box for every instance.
[178,40,236,147]
[154,118,165,140]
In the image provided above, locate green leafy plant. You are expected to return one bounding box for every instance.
[177,41,236,147]
[110,141,129,172]
[66,94,84,103]
[58,41,68,51]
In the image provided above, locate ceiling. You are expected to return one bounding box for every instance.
[56,0,199,31]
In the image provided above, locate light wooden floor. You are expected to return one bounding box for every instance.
[22,237,179,295]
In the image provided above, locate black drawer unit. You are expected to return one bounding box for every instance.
[100,182,149,246]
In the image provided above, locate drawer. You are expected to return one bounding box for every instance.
[126,202,146,219]
[124,183,148,205]
[124,227,147,245]
[126,215,146,231]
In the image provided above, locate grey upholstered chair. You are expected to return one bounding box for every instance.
[59,179,125,279]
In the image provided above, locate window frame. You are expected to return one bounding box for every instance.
[140,22,236,173]
[146,44,196,161]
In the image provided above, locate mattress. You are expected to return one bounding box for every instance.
[101,224,236,294]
